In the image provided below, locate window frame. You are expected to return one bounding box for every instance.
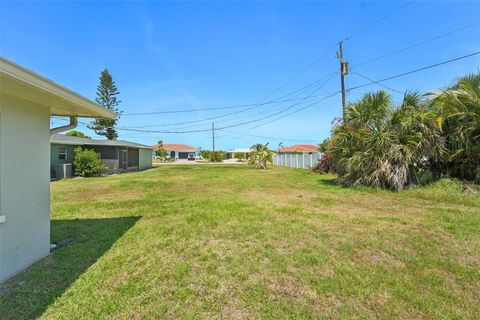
[58,147,68,161]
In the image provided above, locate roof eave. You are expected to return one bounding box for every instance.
[0,57,115,119]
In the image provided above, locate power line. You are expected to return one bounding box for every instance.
[261,44,339,100]
[350,71,403,94]
[124,72,338,128]
[54,92,332,134]
[262,1,415,100]
[218,129,320,143]
[54,50,480,135]
[122,71,337,117]
[112,2,415,122]
[241,91,341,133]
[352,21,480,69]
[342,1,415,42]
[238,50,480,134]
[347,51,480,92]
[52,72,338,134]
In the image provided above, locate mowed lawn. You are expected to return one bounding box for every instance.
[1,165,479,319]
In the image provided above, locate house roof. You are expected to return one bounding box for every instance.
[278,144,319,153]
[51,134,153,150]
[0,57,115,119]
[154,143,199,152]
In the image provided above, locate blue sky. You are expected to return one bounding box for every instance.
[1,1,479,150]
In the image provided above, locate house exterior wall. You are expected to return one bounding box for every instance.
[50,144,76,178]
[0,94,51,283]
[139,148,153,170]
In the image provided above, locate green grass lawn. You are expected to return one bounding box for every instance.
[1,165,479,319]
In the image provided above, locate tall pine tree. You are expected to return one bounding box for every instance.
[90,69,122,140]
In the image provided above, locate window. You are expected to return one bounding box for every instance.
[58,147,67,160]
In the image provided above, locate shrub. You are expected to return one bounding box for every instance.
[73,147,107,177]
[234,152,246,161]
[202,150,223,162]
[311,152,335,174]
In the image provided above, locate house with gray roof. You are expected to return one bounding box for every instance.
[50,134,153,178]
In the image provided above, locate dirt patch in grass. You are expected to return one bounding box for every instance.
[266,276,317,300]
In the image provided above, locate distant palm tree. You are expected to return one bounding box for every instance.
[249,143,273,169]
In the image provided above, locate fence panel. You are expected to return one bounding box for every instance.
[273,152,321,170]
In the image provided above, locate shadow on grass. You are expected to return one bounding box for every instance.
[317,177,345,188]
[0,216,139,320]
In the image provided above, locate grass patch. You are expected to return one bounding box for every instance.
[1,166,479,319]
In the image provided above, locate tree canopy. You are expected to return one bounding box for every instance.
[90,69,122,140]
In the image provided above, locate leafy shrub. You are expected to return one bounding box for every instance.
[311,152,335,174]
[415,169,434,186]
[234,152,246,161]
[73,147,107,177]
[202,150,224,162]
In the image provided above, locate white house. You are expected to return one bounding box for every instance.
[0,57,115,282]
[225,148,253,160]
[154,143,200,160]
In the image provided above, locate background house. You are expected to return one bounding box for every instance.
[51,134,153,178]
[0,57,114,282]
[277,144,319,154]
[225,148,252,159]
[155,143,200,159]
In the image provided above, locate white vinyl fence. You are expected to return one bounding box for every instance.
[273,152,321,170]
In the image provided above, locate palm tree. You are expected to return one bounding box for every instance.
[249,143,273,169]
[429,72,480,181]
[330,90,444,191]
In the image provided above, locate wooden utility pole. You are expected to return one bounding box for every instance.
[212,122,215,162]
[338,41,348,119]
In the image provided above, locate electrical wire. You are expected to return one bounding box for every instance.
[350,71,403,94]
[352,21,480,69]
[347,51,480,93]
[53,51,480,135]
[342,1,415,42]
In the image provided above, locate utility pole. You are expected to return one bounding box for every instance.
[337,41,349,119]
[212,122,215,163]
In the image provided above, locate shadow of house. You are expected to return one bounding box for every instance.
[0,216,140,320]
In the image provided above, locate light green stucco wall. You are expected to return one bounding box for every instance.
[139,148,153,170]
[0,93,51,283]
[51,144,75,165]
[50,144,76,178]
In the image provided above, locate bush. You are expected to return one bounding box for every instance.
[311,152,335,174]
[202,150,223,162]
[73,147,107,177]
[209,151,224,162]
[234,152,246,161]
